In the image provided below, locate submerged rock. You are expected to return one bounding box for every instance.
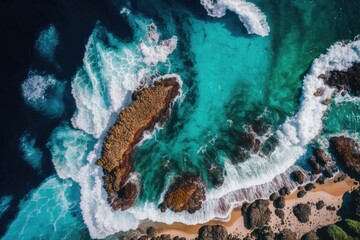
[243,199,272,229]
[197,225,228,240]
[96,77,181,210]
[159,173,205,213]
[329,136,360,179]
[293,203,311,223]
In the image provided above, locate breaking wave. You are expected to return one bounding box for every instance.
[200,0,270,37]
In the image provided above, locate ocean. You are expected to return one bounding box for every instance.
[1,0,360,239]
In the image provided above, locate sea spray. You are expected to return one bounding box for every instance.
[200,0,270,36]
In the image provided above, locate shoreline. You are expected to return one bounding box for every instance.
[154,173,357,239]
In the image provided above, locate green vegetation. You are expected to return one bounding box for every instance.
[325,225,353,240]
[344,219,360,238]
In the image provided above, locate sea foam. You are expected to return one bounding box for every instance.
[200,0,270,37]
[21,73,65,118]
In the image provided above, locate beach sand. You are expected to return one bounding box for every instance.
[155,174,358,239]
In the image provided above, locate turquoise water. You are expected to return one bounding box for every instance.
[6,0,360,239]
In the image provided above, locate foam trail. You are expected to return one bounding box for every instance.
[200,0,270,37]
[71,20,177,138]
[19,132,43,172]
[21,73,65,118]
[35,25,59,62]
[0,195,13,218]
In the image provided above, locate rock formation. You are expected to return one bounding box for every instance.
[293,203,311,223]
[159,173,205,213]
[96,77,181,210]
[291,170,305,184]
[324,63,360,96]
[242,199,272,229]
[330,136,360,180]
[197,225,228,240]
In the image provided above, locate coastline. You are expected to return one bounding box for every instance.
[154,173,357,239]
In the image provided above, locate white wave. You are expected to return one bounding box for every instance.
[35,24,59,62]
[200,0,270,37]
[19,132,43,172]
[71,20,178,138]
[21,73,65,118]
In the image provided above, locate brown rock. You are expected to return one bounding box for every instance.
[269,192,279,201]
[279,187,290,196]
[251,226,275,240]
[325,63,360,96]
[96,77,181,210]
[313,149,332,165]
[316,200,325,210]
[329,136,360,179]
[275,209,285,219]
[305,183,315,191]
[159,173,205,213]
[293,203,311,223]
[297,190,307,198]
[146,227,157,238]
[243,199,272,229]
[274,196,285,209]
[321,98,332,105]
[314,88,325,97]
[309,156,324,174]
[291,170,305,184]
[197,225,228,240]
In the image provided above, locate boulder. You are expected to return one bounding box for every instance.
[197,225,228,240]
[297,190,307,198]
[329,136,360,179]
[243,200,272,229]
[313,149,332,165]
[159,173,205,213]
[291,171,305,184]
[293,203,311,223]
[274,196,285,209]
[305,183,315,191]
[316,200,325,210]
[316,176,325,184]
[279,187,291,196]
[269,192,279,201]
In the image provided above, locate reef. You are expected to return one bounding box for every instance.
[96,77,181,211]
[159,173,206,213]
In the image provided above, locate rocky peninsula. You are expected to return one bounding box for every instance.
[96,77,180,211]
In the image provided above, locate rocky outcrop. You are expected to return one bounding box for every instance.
[324,63,360,96]
[96,77,181,210]
[293,203,311,223]
[197,225,228,240]
[329,136,360,179]
[291,170,305,184]
[159,173,205,213]
[242,200,272,229]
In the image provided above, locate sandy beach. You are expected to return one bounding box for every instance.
[155,174,358,239]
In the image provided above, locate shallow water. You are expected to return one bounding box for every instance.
[3,0,360,239]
